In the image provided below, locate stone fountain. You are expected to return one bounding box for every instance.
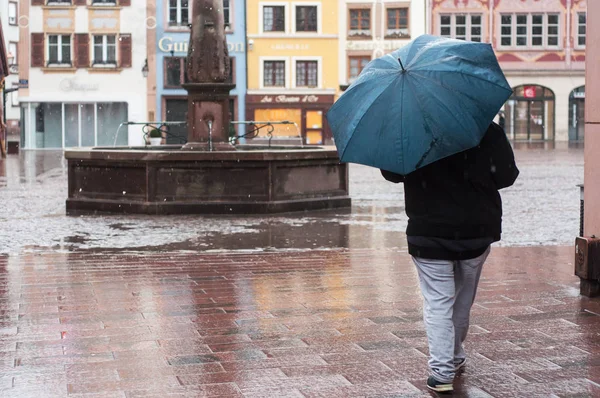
[64,0,350,214]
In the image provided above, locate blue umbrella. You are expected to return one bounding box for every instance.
[326,34,512,175]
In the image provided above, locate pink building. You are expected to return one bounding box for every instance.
[428,0,587,142]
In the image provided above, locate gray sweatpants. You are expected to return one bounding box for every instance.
[412,247,490,383]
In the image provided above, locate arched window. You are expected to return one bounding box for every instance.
[568,86,585,142]
[504,85,555,141]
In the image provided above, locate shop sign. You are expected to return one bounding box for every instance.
[260,95,320,104]
[523,86,537,98]
[346,40,407,51]
[158,36,245,53]
[270,43,309,51]
[573,91,585,99]
[60,78,100,92]
[18,79,28,88]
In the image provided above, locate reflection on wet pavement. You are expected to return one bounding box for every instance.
[0,146,583,254]
[0,246,598,397]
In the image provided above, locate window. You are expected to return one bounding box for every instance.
[349,9,371,37]
[386,8,409,38]
[439,14,482,42]
[296,60,318,87]
[47,0,71,4]
[349,56,370,82]
[578,13,586,47]
[92,0,117,4]
[165,57,185,87]
[263,61,285,87]
[8,42,17,69]
[499,13,560,48]
[296,6,317,32]
[223,0,231,28]
[501,15,512,46]
[8,2,17,25]
[263,5,285,32]
[92,35,117,65]
[168,0,189,27]
[48,35,71,65]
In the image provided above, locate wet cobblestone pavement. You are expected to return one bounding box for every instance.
[1,147,596,397]
[0,145,585,254]
[0,246,598,397]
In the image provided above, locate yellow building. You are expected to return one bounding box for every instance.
[246,0,339,145]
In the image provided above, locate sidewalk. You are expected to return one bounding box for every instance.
[0,245,598,397]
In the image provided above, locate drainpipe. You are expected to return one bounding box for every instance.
[244,0,248,97]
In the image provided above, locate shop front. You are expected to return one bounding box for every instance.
[504,85,555,141]
[20,101,128,149]
[245,94,334,145]
[569,86,585,142]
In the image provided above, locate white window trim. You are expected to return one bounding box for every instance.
[498,13,562,50]
[575,12,586,50]
[92,35,117,66]
[291,2,321,35]
[47,34,71,66]
[292,56,322,89]
[259,56,289,90]
[167,0,190,27]
[438,13,482,42]
[259,2,289,35]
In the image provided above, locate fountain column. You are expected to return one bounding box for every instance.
[182,0,236,151]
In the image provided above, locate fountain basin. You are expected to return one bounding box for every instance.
[65,145,350,214]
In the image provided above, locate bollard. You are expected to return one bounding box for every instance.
[575,236,600,297]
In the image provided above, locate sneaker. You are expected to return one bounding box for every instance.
[455,358,467,371]
[427,376,453,393]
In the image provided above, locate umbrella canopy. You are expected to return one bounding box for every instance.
[326,34,512,175]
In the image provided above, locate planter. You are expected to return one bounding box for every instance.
[149,138,162,146]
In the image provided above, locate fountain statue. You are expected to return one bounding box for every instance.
[182,0,235,151]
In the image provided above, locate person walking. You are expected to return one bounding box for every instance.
[381,122,519,393]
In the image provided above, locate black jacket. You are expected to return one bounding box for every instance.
[381,123,519,241]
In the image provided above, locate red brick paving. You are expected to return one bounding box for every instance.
[0,246,599,397]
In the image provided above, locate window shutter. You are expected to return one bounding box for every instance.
[74,0,87,5]
[119,0,131,6]
[31,0,44,6]
[31,33,45,67]
[74,34,90,68]
[119,34,132,68]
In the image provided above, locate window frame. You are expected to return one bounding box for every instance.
[293,57,320,89]
[260,2,288,34]
[348,8,372,39]
[47,34,72,67]
[8,2,18,26]
[163,56,186,89]
[292,3,321,34]
[260,57,289,89]
[92,34,117,66]
[386,7,410,39]
[498,13,562,50]
[348,55,371,83]
[167,0,190,28]
[439,13,482,42]
[576,12,586,49]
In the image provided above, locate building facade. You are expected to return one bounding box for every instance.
[429,0,587,142]
[339,0,427,91]
[1,0,20,146]
[246,0,339,145]
[154,0,246,144]
[18,0,149,149]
